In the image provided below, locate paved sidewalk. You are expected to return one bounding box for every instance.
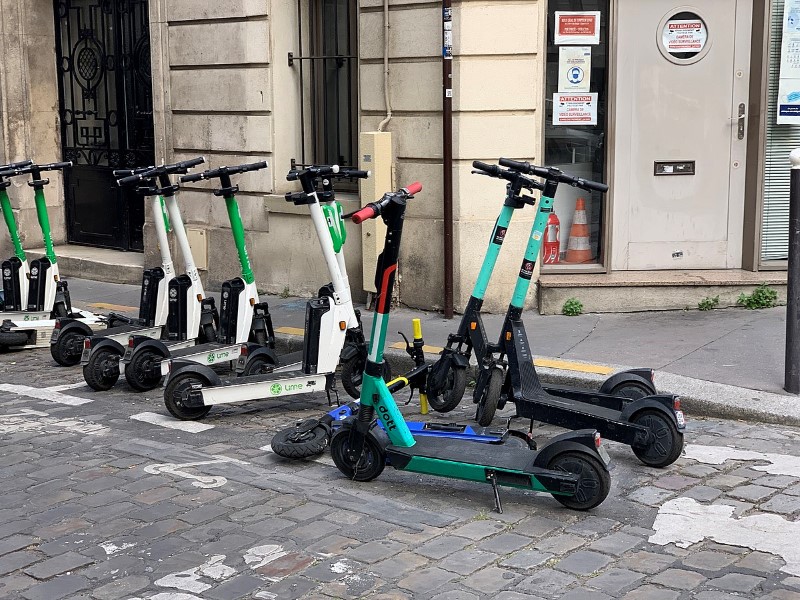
[60,278,797,424]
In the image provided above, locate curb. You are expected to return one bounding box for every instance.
[273,331,800,427]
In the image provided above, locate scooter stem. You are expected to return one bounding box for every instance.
[0,189,25,262]
[224,194,255,285]
[34,188,57,265]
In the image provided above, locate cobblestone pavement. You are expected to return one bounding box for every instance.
[2,350,800,600]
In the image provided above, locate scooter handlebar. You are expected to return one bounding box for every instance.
[499,157,608,194]
[351,182,422,224]
[113,166,156,178]
[180,160,268,183]
[403,181,423,195]
[1,160,32,170]
[351,204,378,224]
[337,168,370,180]
[472,161,503,177]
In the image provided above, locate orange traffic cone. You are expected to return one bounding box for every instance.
[564,197,593,264]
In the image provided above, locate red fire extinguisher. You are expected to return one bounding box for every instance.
[543,212,560,264]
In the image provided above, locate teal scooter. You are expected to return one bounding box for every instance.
[329,181,611,512]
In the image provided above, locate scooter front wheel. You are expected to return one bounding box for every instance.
[427,366,467,413]
[631,410,684,468]
[164,372,212,420]
[83,347,121,391]
[340,355,392,400]
[330,427,386,481]
[50,330,84,366]
[475,367,503,426]
[0,330,30,349]
[548,451,610,511]
[125,348,166,392]
[271,419,330,459]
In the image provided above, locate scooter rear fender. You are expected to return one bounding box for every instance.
[532,429,608,470]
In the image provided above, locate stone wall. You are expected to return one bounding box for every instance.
[0,0,65,259]
[148,0,364,298]
[359,0,544,312]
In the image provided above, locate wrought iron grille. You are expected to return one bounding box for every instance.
[291,0,358,169]
[54,0,155,169]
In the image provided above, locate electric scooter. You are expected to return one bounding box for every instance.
[51,159,206,384]
[1,160,36,314]
[427,160,685,468]
[0,162,104,350]
[330,182,611,512]
[121,161,273,392]
[163,164,369,420]
[270,317,531,459]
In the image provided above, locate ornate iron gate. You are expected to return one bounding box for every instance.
[54,0,154,251]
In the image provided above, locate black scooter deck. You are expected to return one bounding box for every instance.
[98,323,147,337]
[387,436,535,472]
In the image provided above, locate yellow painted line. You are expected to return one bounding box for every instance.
[88,302,139,313]
[276,326,306,336]
[534,358,614,375]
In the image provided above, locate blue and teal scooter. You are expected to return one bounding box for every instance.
[324,181,611,512]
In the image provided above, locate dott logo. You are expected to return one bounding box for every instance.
[270,383,283,395]
[520,261,535,280]
[493,226,508,246]
[377,405,396,431]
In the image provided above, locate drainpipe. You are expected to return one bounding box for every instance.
[443,1,454,319]
[377,0,392,132]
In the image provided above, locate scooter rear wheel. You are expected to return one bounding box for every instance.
[50,330,84,366]
[241,354,277,376]
[340,356,392,400]
[83,346,121,391]
[164,372,212,420]
[427,366,467,413]
[271,419,330,458]
[631,410,684,467]
[548,451,610,510]
[330,427,386,481]
[125,347,166,392]
[475,367,503,426]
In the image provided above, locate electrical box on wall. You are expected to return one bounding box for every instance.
[186,228,208,270]
[359,132,392,294]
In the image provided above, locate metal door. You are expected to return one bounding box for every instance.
[611,1,752,269]
[54,0,154,251]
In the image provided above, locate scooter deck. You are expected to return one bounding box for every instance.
[97,323,152,338]
[0,310,51,321]
[387,436,536,472]
[169,342,231,360]
[518,390,623,423]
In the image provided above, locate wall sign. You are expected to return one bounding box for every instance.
[558,47,592,92]
[662,19,707,54]
[778,0,800,124]
[554,11,600,45]
[654,160,696,176]
[553,93,598,125]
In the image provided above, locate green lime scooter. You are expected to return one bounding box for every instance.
[330,181,611,512]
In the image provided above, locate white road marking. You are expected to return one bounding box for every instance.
[130,412,214,433]
[243,544,288,570]
[143,456,248,489]
[651,497,800,575]
[99,541,136,555]
[0,409,109,436]
[154,555,236,594]
[683,444,800,478]
[131,593,204,600]
[0,382,91,406]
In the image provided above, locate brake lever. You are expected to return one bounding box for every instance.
[471,170,492,177]
[397,331,413,356]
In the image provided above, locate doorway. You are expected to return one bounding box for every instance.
[611,1,752,270]
[54,0,154,252]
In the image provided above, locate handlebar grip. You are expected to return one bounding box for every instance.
[240,161,268,173]
[180,172,203,183]
[498,158,531,172]
[403,182,423,195]
[352,204,378,224]
[472,161,501,176]
[576,178,609,193]
[3,160,32,170]
[175,157,205,171]
[338,169,370,179]
[117,173,146,186]
[286,170,299,181]
[42,161,73,171]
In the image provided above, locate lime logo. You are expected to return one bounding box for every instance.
[207,353,215,364]
[270,383,282,395]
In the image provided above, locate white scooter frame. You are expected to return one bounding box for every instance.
[163,164,367,420]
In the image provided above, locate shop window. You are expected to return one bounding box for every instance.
[543,0,610,270]
[292,0,358,171]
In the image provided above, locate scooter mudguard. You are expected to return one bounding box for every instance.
[123,336,170,365]
[598,369,656,396]
[54,319,95,340]
[532,429,610,470]
[84,336,126,357]
[166,360,223,407]
[339,341,363,362]
[235,345,280,374]
[619,395,685,431]
[428,349,469,395]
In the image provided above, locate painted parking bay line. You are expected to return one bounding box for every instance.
[87,302,140,313]
[130,411,214,433]
[0,382,93,406]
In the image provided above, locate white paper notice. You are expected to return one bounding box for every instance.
[661,19,707,54]
[553,93,598,126]
[554,12,600,45]
[778,0,800,124]
[558,47,592,92]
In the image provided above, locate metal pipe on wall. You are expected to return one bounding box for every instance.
[443,2,454,319]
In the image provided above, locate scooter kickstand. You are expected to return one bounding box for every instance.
[486,470,503,514]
